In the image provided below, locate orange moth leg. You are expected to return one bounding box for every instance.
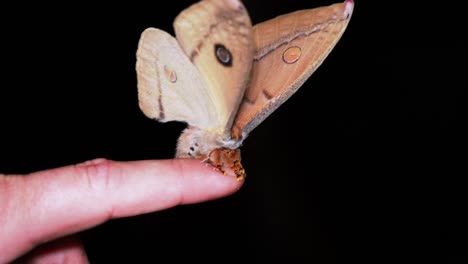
[203,148,246,181]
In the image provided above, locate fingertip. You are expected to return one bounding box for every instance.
[169,159,244,204]
[89,158,244,215]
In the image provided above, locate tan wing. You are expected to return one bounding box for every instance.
[174,0,254,138]
[136,28,219,128]
[232,0,354,139]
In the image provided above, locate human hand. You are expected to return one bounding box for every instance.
[0,158,242,263]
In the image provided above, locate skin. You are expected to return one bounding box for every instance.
[0,158,243,263]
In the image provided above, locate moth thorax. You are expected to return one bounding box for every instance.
[176,127,224,159]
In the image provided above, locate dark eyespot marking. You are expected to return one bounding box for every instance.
[188,152,192,156]
[190,146,194,151]
[215,44,232,67]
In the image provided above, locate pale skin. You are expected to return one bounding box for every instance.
[0,158,243,263]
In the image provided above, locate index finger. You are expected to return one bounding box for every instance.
[0,158,243,262]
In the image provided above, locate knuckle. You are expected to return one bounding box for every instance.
[78,158,112,193]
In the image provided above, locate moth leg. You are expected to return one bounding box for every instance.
[202,148,246,181]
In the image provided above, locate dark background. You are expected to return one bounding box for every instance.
[1,0,466,263]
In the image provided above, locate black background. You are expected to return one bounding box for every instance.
[1,0,466,263]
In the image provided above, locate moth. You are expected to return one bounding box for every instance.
[136,0,354,181]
